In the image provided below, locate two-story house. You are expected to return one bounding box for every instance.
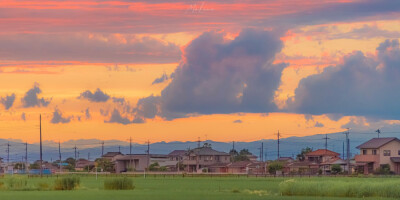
[304,149,346,174]
[182,143,230,172]
[355,137,400,174]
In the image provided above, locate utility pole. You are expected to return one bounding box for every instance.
[118,146,121,153]
[197,137,201,148]
[146,140,150,169]
[323,134,330,151]
[129,137,132,154]
[39,114,43,177]
[101,141,104,156]
[343,128,350,174]
[6,142,10,165]
[376,129,381,138]
[73,145,78,161]
[232,141,235,151]
[261,142,264,162]
[277,130,280,159]
[342,141,345,160]
[59,141,62,173]
[25,142,28,171]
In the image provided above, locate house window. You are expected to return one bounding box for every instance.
[362,150,367,155]
[383,150,391,156]
[372,150,377,155]
[398,150,400,156]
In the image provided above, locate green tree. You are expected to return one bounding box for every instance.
[232,149,251,162]
[331,164,342,174]
[95,158,114,172]
[268,161,284,174]
[29,163,40,169]
[296,147,312,161]
[149,162,160,171]
[14,163,25,170]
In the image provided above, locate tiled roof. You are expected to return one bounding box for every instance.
[321,157,346,165]
[306,149,339,156]
[168,150,186,156]
[102,152,123,157]
[190,147,229,156]
[287,161,318,167]
[356,137,399,149]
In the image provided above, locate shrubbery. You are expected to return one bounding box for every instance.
[54,176,80,190]
[7,177,27,190]
[104,177,134,190]
[279,179,400,198]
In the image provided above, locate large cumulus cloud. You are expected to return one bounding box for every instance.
[130,29,286,122]
[289,39,400,119]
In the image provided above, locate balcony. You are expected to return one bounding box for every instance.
[354,154,379,163]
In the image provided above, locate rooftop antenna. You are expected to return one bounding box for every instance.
[376,129,381,138]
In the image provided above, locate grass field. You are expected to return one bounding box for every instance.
[0,175,398,200]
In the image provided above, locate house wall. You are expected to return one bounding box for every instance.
[378,140,400,171]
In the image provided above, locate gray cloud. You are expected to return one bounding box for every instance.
[152,73,170,85]
[0,93,16,110]
[129,29,286,122]
[105,109,144,125]
[233,119,243,123]
[314,121,324,128]
[79,88,110,102]
[21,83,51,108]
[51,108,71,124]
[289,39,400,119]
[0,33,181,63]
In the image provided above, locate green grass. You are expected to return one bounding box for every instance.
[0,175,398,200]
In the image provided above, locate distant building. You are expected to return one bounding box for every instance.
[101,152,123,161]
[355,137,400,174]
[277,157,294,163]
[114,154,172,173]
[286,149,346,175]
[182,143,230,172]
[75,159,95,171]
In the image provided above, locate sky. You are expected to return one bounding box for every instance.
[0,0,400,144]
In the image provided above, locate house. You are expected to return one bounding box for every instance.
[182,143,230,172]
[286,149,345,175]
[227,161,252,173]
[114,154,172,173]
[101,152,123,161]
[246,154,258,161]
[75,159,95,171]
[247,162,267,174]
[355,137,400,174]
[168,150,186,161]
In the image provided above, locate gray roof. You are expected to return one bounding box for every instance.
[168,150,186,156]
[356,137,400,149]
[102,152,123,157]
[191,147,229,156]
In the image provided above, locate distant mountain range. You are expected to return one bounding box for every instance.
[0,130,398,162]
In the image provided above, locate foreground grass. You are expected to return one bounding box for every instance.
[0,175,398,200]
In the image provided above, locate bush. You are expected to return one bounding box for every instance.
[36,182,50,190]
[279,179,400,198]
[0,181,4,189]
[331,164,342,174]
[7,177,28,190]
[104,177,134,190]
[54,176,80,190]
[268,161,283,175]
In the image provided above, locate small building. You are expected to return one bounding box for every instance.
[355,137,400,174]
[114,154,171,173]
[75,159,95,171]
[227,161,252,173]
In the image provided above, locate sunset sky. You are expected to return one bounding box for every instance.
[0,0,400,144]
